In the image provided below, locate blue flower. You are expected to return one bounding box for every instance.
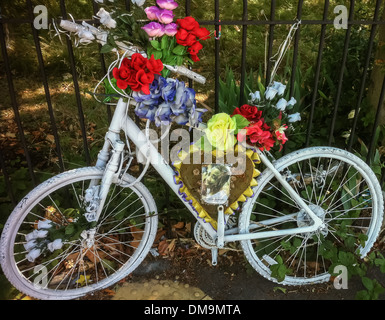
[135,102,157,121]
[155,102,173,127]
[162,78,177,102]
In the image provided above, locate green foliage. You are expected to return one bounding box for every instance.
[269,255,292,283]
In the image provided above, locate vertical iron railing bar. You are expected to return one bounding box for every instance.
[26,0,65,173]
[305,0,329,147]
[214,0,220,113]
[265,0,276,87]
[59,0,91,165]
[125,0,131,11]
[347,0,382,152]
[239,0,248,105]
[289,0,303,98]
[328,0,354,146]
[91,1,111,123]
[0,14,37,185]
[366,75,385,164]
[0,151,16,205]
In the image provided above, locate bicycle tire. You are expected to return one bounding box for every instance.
[0,166,158,300]
[239,147,384,286]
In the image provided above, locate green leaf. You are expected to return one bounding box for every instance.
[362,277,374,291]
[150,40,161,50]
[152,51,163,60]
[65,224,75,235]
[172,45,187,56]
[100,44,114,53]
[232,114,250,133]
[161,35,169,49]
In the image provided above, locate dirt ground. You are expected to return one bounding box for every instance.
[81,241,384,301]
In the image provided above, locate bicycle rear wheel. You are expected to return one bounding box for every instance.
[239,147,383,285]
[0,167,157,300]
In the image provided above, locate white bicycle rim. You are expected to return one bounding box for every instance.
[239,147,384,286]
[0,167,158,300]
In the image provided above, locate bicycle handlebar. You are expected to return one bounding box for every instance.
[59,19,207,84]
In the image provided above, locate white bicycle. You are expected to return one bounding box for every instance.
[1,20,384,300]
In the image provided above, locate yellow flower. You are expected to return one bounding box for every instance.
[205,113,237,151]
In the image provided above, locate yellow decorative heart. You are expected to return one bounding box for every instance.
[172,144,261,229]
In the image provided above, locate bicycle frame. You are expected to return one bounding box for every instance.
[96,98,325,248]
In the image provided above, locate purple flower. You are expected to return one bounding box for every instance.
[141,22,165,37]
[164,23,177,36]
[144,6,161,20]
[156,0,179,10]
[156,9,174,24]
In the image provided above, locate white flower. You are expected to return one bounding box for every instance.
[131,0,146,6]
[25,231,37,241]
[37,220,53,230]
[26,248,41,262]
[78,29,95,41]
[275,98,288,111]
[249,91,261,102]
[287,97,297,107]
[288,112,301,123]
[96,8,117,29]
[265,87,278,100]
[36,230,49,238]
[47,239,64,252]
[24,240,37,251]
[272,81,286,96]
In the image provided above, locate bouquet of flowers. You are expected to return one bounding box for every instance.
[203,81,301,152]
[75,0,210,128]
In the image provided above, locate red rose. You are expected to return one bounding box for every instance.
[176,29,197,46]
[240,120,275,151]
[232,104,263,123]
[113,66,132,90]
[146,54,163,74]
[133,70,154,94]
[192,27,211,41]
[130,53,147,71]
[188,41,203,55]
[190,54,200,62]
[112,54,163,94]
[177,16,199,31]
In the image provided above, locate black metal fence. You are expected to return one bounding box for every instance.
[1,0,385,208]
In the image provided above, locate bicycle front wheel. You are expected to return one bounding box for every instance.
[0,167,157,300]
[239,147,384,285]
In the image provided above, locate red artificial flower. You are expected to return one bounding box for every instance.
[175,16,210,62]
[146,54,164,74]
[238,120,275,151]
[112,53,163,93]
[193,27,211,41]
[232,104,263,123]
[177,16,200,31]
[176,30,197,46]
[190,54,200,62]
[188,41,203,56]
